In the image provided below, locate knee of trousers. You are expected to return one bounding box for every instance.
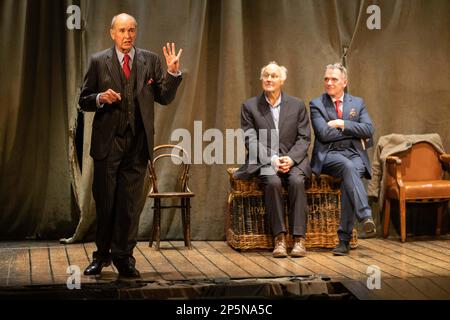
[263,176,283,191]
[287,175,305,191]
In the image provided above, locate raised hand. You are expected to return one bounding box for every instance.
[163,42,183,74]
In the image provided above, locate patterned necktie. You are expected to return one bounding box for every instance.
[123,54,131,79]
[335,100,342,119]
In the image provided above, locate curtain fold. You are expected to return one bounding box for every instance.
[1,0,449,240]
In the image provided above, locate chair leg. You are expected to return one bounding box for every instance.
[180,198,188,247]
[400,199,406,242]
[436,202,445,237]
[155,199,161,250]
[185,198,192,249]
[149,204,156,248]
[383,198,391,238]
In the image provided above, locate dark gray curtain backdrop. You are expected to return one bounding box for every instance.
[1,0,449,240]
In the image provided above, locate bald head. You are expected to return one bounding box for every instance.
[110,13,137,53]
[111,13,137,29]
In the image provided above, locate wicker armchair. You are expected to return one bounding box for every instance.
[226,168,358,250]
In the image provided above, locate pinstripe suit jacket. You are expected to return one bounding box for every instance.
[79,46,182,160]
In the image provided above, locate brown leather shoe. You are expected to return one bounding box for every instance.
[290,236,306,257]
[272,233,287,258]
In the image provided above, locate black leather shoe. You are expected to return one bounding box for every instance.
[117,263,141,278]
[332,241,350,256]
[84,259,111,276]
[362,218,376,235]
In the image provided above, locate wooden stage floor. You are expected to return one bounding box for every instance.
[0,238,449,300]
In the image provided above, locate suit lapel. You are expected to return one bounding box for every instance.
[105,47,123,91]
[278,93,290,137]
[342,93,352,120]
[135,48,148,94]
[257,94,276,130]
[323,94,337,120]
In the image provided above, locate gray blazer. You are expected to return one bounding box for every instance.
[234,92,312,179]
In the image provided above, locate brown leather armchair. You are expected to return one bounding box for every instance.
[383,142,450,242]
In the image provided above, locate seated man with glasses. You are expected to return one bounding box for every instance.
[234,61,311,258]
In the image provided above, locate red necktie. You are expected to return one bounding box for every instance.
[335,100,342,119]
[123,54,131,79]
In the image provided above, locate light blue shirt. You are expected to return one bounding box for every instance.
[264,93,282,166]
[265,94,282,130]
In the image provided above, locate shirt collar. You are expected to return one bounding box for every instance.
[115,46,135,64]
[264,93,282,108]
[331,92,345,103]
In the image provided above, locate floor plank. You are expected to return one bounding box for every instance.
[406,240,450,258]
[207,241,273,278]
[170,241,229,280]
[407,277,450,300]
[193,242,251,279]
[253,252,316,277]
[359,240,441,277]
[136,242,185,281]
[132,246,163,282]
[1,239,449,297]
[428,277,450,295]
[377,279,407,299]
[49,246,70,285]
[324,253,400,280]
[340,280,379,300]
[353,242,425,279]
[209,241,312,278]
[157,242,207,280]
[383,278,429,300]
[430,240,450,250]
[8,249,31,286]
[369,239,450,275]
[349,255,414,279]
[0,250,14,286]
[30,248,52,285]
[308,252,366,280]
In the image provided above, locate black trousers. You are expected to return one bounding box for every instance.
[92,125,148,266]
[259,166,308,237]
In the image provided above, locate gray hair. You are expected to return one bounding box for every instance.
[260,61,288,81]
[325,63,348,80]
[111,13,138,29]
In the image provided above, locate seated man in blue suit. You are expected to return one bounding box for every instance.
[310,63,376,256]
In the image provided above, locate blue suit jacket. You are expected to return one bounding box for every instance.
[310,93,374,179]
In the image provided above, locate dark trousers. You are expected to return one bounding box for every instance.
[92,126,148,266]
[322,148,372,242]
[259,166,308,237]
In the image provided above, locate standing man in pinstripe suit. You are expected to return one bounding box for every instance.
[79,13,183,278]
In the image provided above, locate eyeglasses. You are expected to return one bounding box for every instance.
[262,73,280,80]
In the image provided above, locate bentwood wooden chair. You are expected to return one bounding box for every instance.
[383,142,450,242]
[148,144,194,250]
